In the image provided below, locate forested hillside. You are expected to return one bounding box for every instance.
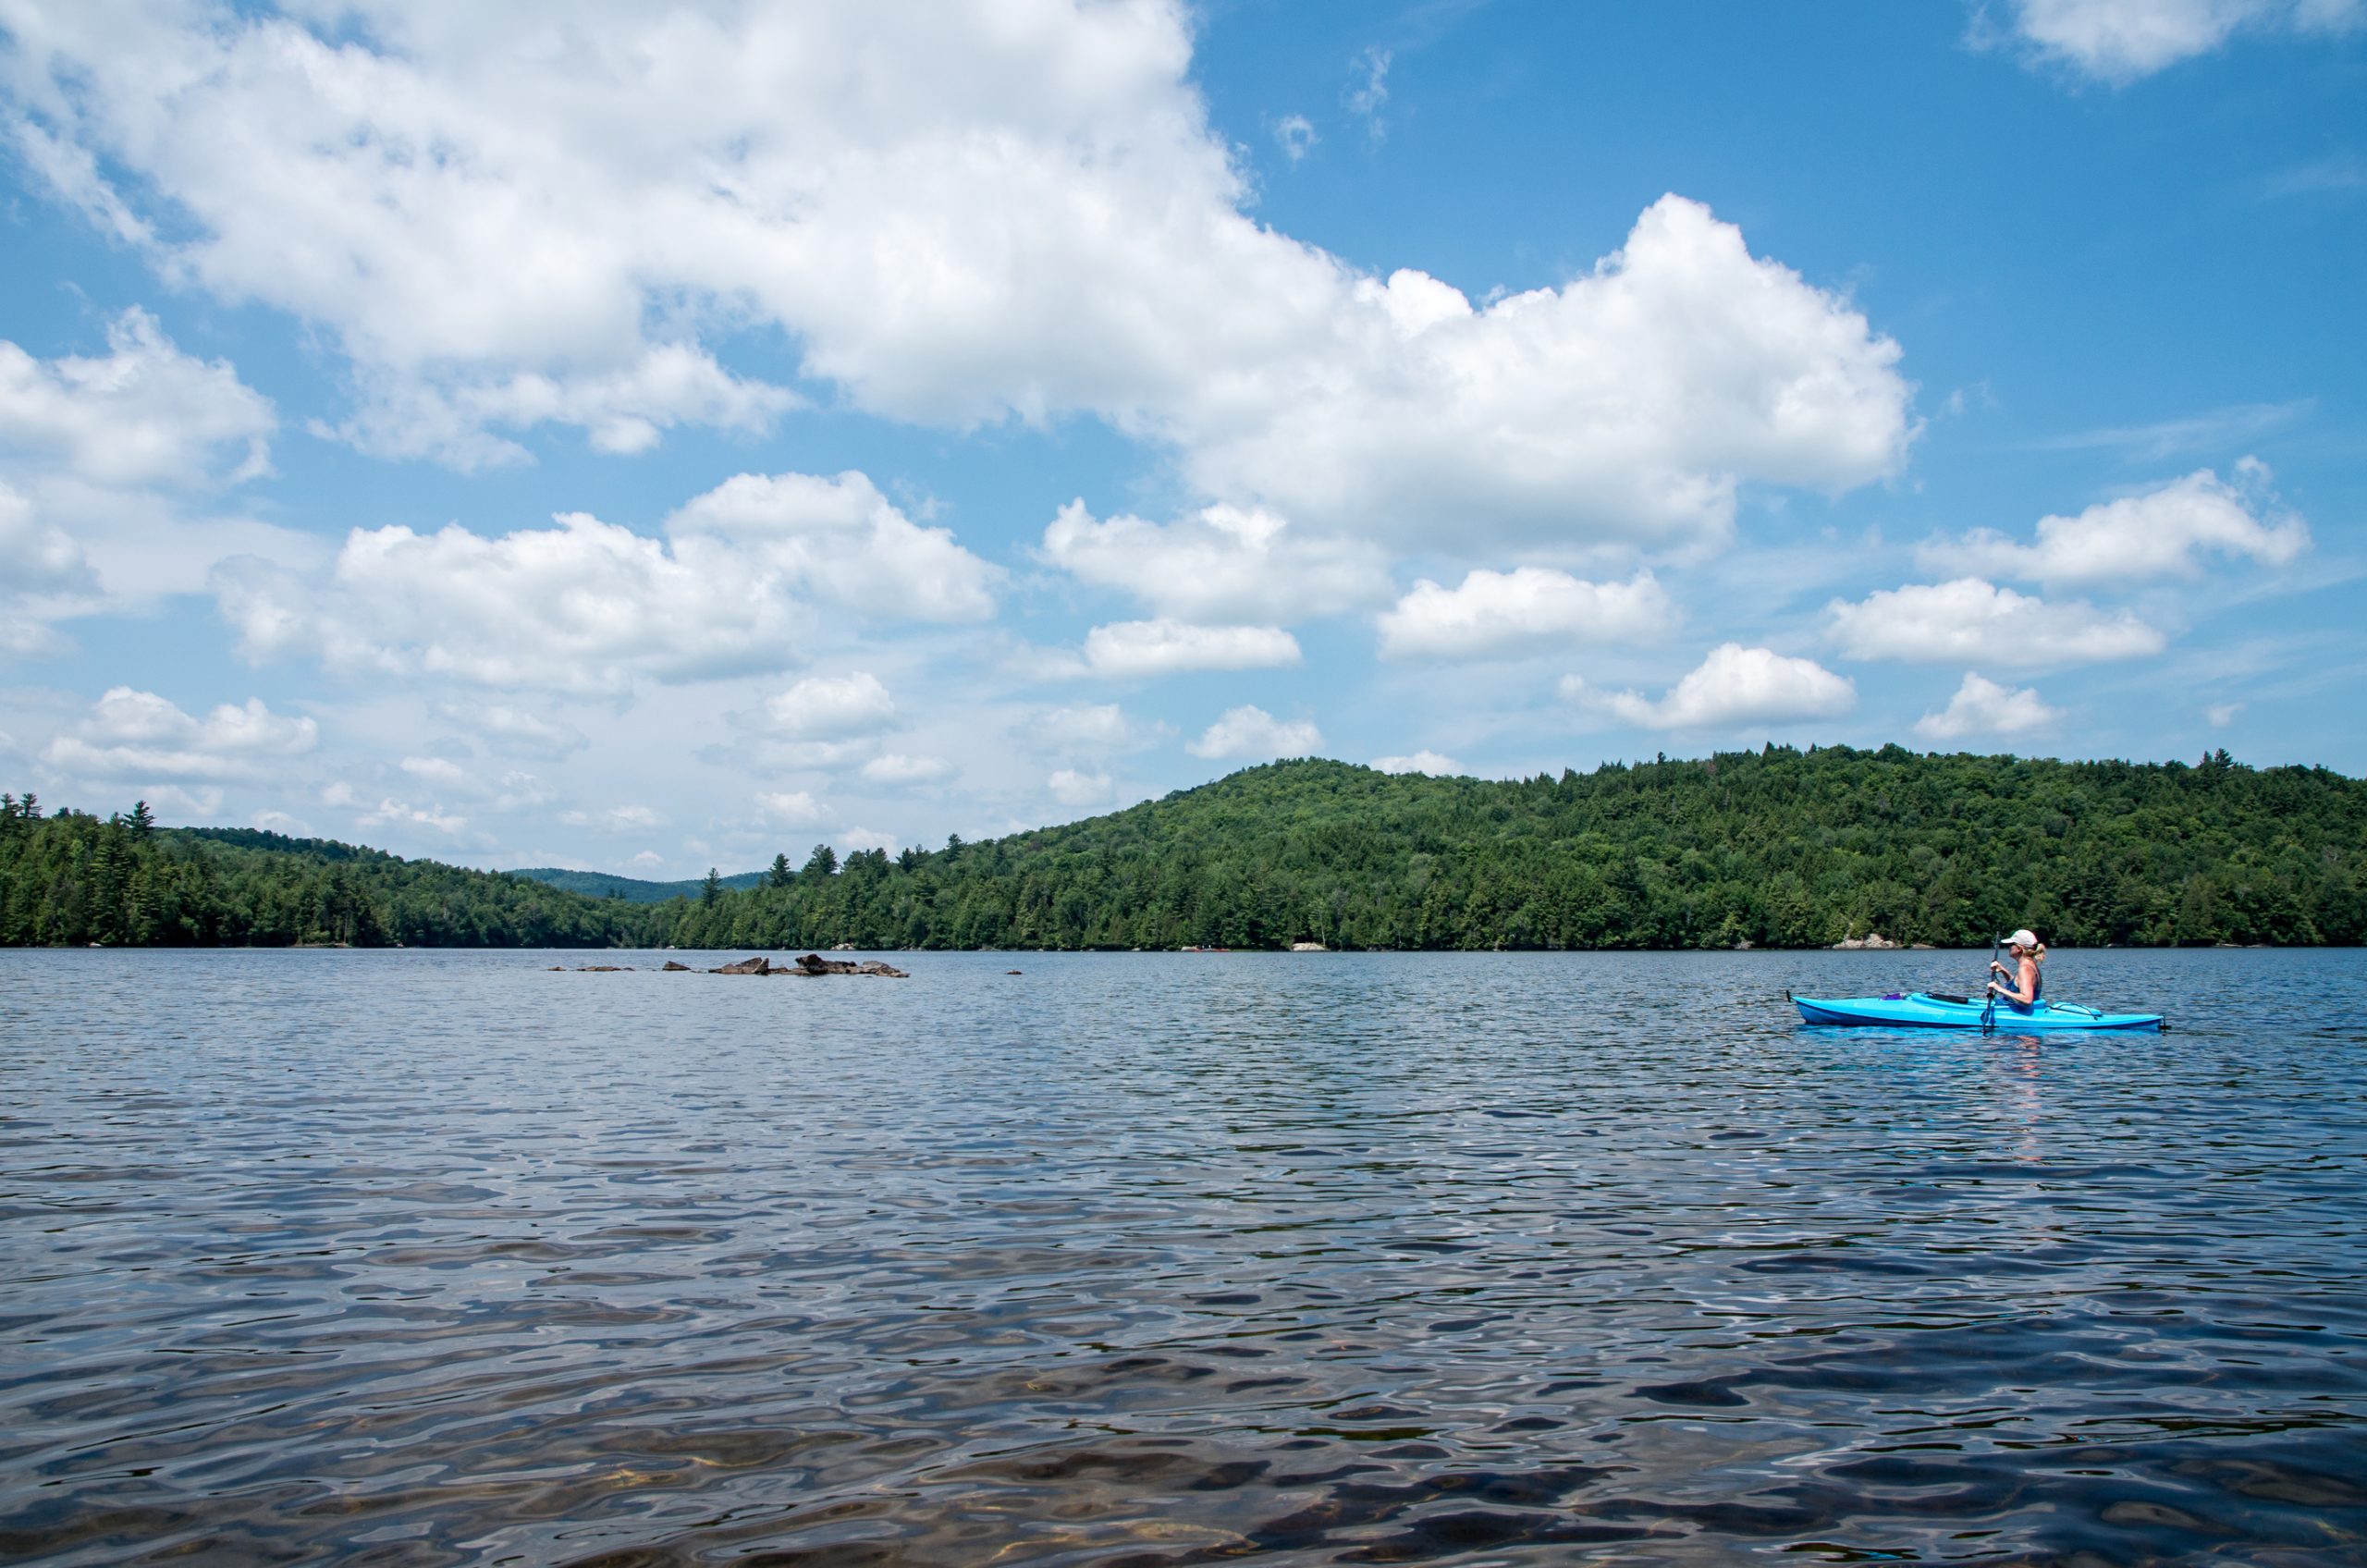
[506,866,767,902]
[0,802,657,948]
[6,747,2362,949]
[661,748,2366,952]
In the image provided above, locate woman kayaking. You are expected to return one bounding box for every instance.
[1987,929,2045,1012]
[1796,925,2159,1029]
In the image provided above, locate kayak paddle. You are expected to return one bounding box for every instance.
[1980,933,2001,1032]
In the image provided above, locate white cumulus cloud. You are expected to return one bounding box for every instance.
[1914,672,2066,741]
[0,309,273,487]
[665,471,998,623]
[215,514,798,693]
[1082,620,1302,680]
[214,471,995,693]
[1825,579,2166,668]
[756,790,831,827]
[1181,196,1914,549]
[1042,499,1388,623]
[1567,643,1856,730]
[0,480,98,655]
[41,686,317,782]
[2002,0,2362,83]
[0,314,289,646]
[1378,568,1674,660]
[861,753,954,786]
[399,756,469,790]
[756,672,897,741]
[0,483,89,594]
[1187,704,1322,760]
[2,6,1911,535]
[321,346,796,470]
[1926,463,2308,585]
[1372,751,1464,776]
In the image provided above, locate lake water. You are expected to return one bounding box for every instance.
[3,948,2364,1565]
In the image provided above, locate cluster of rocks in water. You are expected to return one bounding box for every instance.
[1829,932,1936,950]
[552,953,910,977]
[701,954,909,977]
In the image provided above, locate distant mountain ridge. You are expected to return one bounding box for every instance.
[506,866,768,903]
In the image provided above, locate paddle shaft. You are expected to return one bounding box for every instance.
[1981,934,2002,1030]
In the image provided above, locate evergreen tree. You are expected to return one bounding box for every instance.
[702,867,723,903]
[769,852,792,888]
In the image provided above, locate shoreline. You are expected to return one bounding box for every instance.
[6,942,2357,955]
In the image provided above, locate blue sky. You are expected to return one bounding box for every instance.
[1,0,2360,876]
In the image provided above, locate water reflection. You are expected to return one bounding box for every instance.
[1,948,2362,1564]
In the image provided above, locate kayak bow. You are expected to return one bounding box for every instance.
[1792,990,2163,1031]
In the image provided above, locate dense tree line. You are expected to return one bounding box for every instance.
[6,746,2361,949]
[661,748,2366,952]
[508,864,766,903]
[0,798,656,948]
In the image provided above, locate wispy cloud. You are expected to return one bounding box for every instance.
[2035,400,2311,460]
[1347,46,1392,140]
[1272,114,1317,164]
[2263,153,2367,199]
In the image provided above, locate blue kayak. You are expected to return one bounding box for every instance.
[1793,990,2164,1031]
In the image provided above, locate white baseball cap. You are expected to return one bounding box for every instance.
[2006,928,2040,949]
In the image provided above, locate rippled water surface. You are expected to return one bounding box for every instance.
[4,948,2365,1565]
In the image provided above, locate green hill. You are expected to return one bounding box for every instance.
[506,866,767,903]
[7,746,2363,949]
[659,747,2367,952]
[1,810,660,948]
